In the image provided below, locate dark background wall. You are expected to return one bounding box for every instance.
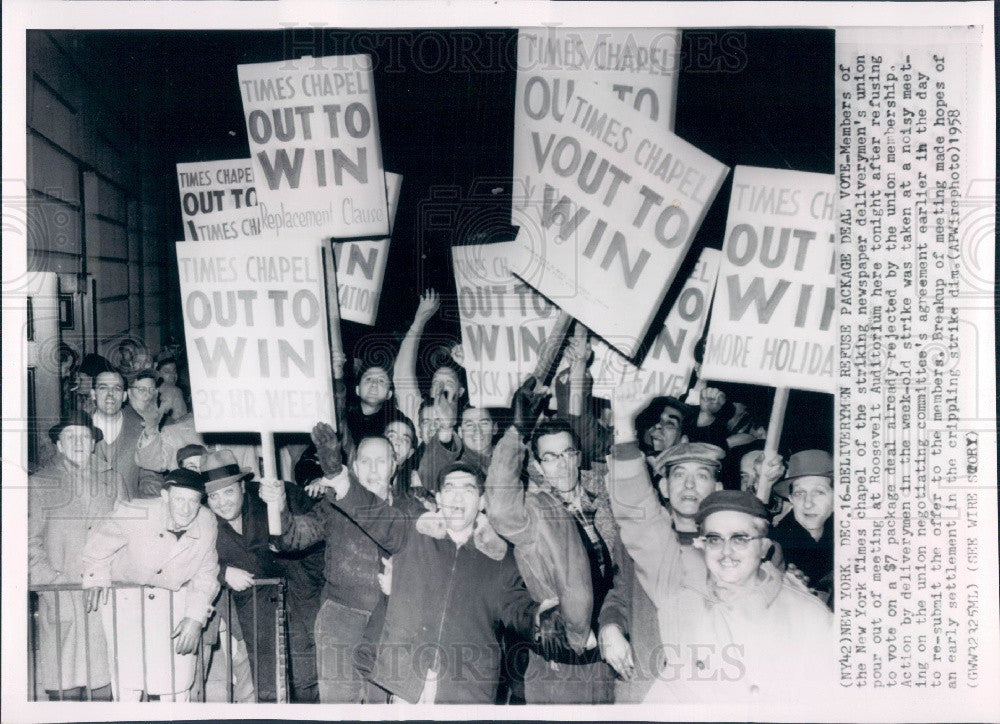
[27,27,834,453]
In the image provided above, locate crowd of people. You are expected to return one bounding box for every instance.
[30,290,834,704]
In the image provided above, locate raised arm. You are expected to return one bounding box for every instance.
[607,383,681,604]
[483,426,533,545]
[393,289,441,430]
[554,326,601,469]
[327,471,411,555]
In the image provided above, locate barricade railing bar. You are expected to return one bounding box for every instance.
[28,579,285,703]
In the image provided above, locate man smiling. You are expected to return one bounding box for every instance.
[90,365,155,500]
[81,468,219,701]
[607,383,832,703]
[262,457,548,704]
[769,450,835,605]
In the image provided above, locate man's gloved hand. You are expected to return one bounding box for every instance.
[512,376,549,439]
[172,617,203,655]
[311,422,343,478]
[534,599,572,661]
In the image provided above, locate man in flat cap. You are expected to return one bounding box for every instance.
[81,468,219,701]
[260,446,551,704]
[607,383,832,703]
[29,411,119,700]
[596,433,724,702]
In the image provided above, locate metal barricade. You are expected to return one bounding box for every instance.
[28,579,287,703]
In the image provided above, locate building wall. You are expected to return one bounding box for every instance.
[26,30,172,359]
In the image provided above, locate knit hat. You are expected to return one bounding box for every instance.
[177,444,207,469]
[772,449,833,499]
[695,489,770,526]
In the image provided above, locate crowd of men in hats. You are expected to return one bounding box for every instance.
[30,291,834,704]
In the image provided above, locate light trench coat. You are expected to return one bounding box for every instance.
[29,457,120,691]
[81,496,219,695]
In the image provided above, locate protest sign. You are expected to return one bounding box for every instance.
[176,237,336,432]
[332,171,402,325]
[177,159,260,241]
[237,54,388,240]
[512,27,680,221]
[453,241,561,407]
[512,80,728,358]
[700,165,837,394]
[589,247,720,399]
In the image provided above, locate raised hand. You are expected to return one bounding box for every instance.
[511,376,549,439]
[415,289,441,323]
[700,386,725,414]
[433,390,458,432]
[311,422,343,478]
[564,325,592,368]
[755,450,786,500]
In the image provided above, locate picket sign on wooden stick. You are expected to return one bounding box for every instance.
[322,243,346,383]
[568,321,588,417]
[261,431,282,535]
[532,310,573,389]
[764,386,790,455]
[524,310,573,438]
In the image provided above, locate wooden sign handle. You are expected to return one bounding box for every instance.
[531,310,573,387]
[764,387,789,455]
[260,431,282,535]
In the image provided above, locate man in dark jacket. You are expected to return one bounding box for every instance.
[770,449,835,607]
[202,449,321,702]
[267,428,424,703]
[260,458,551,704]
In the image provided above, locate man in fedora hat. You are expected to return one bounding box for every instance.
[29,411,119,700]
[202,448,322,702]
[81,468,219,701]
[768,449,835,606]
[606,383,832,703]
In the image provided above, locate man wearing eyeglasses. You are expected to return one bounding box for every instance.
[90,365,158,501]
[485,418,621,704]
[607,383,832,703]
